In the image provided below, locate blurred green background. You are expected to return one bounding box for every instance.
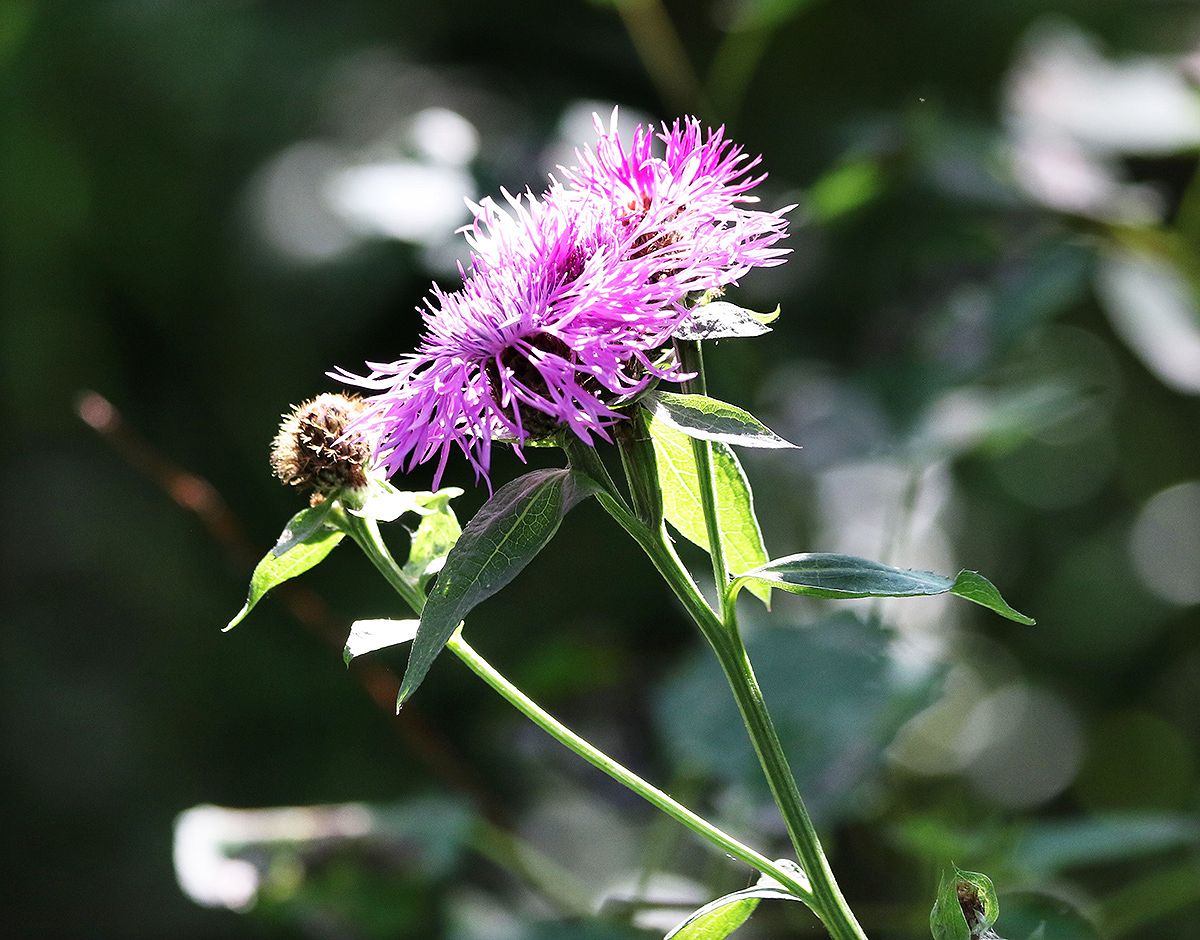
[4,1,1200,937]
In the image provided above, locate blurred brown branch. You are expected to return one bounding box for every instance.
[76,389,507,824]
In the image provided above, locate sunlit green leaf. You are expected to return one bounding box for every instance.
[645,412,771,606]
[643,392,794,449]
[675,300,780,341]
[730,554,1035,624]
[398,469,595,705]
[225,506,343,631]
[403,488,465,588]
[350,479,431,523]
[664,886,801,940]
[343,618,420,665]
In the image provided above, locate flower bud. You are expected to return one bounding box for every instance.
[270,393,371,500]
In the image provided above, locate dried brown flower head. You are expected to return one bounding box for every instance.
[270,393,371,500]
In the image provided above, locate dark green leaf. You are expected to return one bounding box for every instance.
[931,866,998,940]
[730,554,1035,625]
[664,886,801,940]
[271,500,333,557]
[645,412,771,606]
[343,618,420,665]
[398,469,595,705]
[1001,891,1100,940]
[226,507,344,631]
[402,488,465,588]
[643,391,795,449]
[675,300,779,341]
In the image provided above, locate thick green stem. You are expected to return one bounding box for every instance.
[593,496,865,938]
[676,340,734,622]
[609,343,868,940]
[339,504,815,907]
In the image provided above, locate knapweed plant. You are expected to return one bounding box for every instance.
[229,113,1033,940]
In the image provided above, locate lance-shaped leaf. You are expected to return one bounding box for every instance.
[398,468,595,705]
[675,300,780,341]
[645,412,771,607]
[729,554,1035,625]
[930,866,999,940]
[664,885,804,940]
[402,488,464,588]
[225,503,344,631]
[344,618,421,665]
[644,391,794,449]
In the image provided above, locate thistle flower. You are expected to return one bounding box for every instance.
[336,113,790,486]
[558,112,791,289]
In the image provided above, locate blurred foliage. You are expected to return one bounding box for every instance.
[4,0,1200,938]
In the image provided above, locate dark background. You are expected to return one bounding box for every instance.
[4,1,1200,937]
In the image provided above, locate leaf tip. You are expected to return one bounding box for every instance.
[223,605,250,632]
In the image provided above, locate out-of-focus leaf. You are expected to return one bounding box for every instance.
[343,618,420,665]
[656,613,940,822]
[226,506,343,631]
[643,392,794,449]
[1096,248,1200,395]
[1013,814,1200,874]
[646,414,771,606]
[807,159,884,222]
[729,554,1035,624]
[398,469,594,705]
[999,892,1100,940]
[1096,859,1200,939]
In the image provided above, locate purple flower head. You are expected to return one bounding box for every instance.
[559,111,792,289]
[335,113,790,487]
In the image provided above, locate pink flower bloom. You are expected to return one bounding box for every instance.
[336,113,789,486]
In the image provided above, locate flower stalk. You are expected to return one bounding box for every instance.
[337,505,816,907]
[576,344,869,940]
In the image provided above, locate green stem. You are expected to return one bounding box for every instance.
[447,632,814,905]
[592,496,864,939]
[339,504,816,908]
[676,340,734,623]
[603,343,868,940]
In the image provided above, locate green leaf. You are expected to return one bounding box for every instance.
[350,479,431,523]
[270,499,333,557]
[664,886,801,940]
[645,412,771,606]
[402,488,465,588]
[344,618,421,665]
[1001,892,1101,940]
[643,391,795,449]
[931,866,999,940]
[397,469,595,705]
[225,506,344,631]
[675,300,779,341]
[729,554,1035,625]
